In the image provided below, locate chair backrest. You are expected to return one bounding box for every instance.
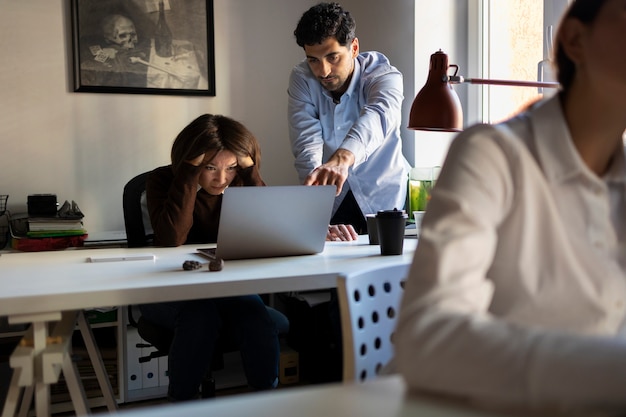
[337,263,409,382]
[122,171,170,366]
[122,171,154,248]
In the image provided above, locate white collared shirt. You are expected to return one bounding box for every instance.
[396,94,626,411]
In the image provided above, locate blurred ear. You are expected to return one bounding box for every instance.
[351,37,359,58]
[558,17,586,65]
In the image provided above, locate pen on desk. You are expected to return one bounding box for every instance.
[88,254,156,263]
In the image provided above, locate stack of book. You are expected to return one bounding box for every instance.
[9,200,89,251]
[26,200,87,238]
[27,216,86,238]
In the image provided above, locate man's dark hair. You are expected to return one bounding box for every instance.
[294,2,356,47]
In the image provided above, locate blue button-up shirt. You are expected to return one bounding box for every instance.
[288,51,409,216]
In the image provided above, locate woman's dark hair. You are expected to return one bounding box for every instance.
[294,2,356,47]
[555,0,607,93]
[170,114,261,173]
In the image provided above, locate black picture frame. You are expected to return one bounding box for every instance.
[71,0,215,96]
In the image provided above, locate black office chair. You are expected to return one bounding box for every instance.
[122,170,289,398]
[122,171,154,249]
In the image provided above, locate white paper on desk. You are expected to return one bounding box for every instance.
[87,254,155,263]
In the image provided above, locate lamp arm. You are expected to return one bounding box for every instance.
[445,75,558,89]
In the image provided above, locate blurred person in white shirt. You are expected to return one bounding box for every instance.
[396,0,626,413]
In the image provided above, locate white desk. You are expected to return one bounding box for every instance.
[0,236,416,315]
[110,375,510,417]
[0,236,417,416]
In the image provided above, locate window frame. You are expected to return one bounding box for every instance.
[465,0,569,126]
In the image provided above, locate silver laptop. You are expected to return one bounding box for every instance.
[213,185,335,260]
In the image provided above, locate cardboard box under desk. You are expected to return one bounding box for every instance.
[279,346,299,385]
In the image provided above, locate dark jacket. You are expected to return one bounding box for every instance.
[146,163,264,246]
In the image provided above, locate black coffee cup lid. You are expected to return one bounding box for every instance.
[376,208,407,218]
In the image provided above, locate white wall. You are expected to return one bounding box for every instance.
[0,0,457,235]
[341,0,416,169]
[0,0,306,233]
[412,0,468,168]
[327,0,466,170]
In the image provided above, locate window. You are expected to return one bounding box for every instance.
[410,0,570,168]
[467,0,569,124]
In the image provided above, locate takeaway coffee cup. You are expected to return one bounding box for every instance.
[376,209,407,255]
[365,214,379,245]
[413,211,425,236]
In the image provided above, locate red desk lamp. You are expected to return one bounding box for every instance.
[408,50,559,132]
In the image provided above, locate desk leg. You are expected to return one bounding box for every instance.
[34,381,49,417]
[2,343,36,417]
[76,311,118,411]
[0,369,35,417]
[61,352,89,415]
[21,320,44,417]
[1,369,23,417]
[17,384,33,417]
[44,312,90,415]
[28,317,56,417]
[2,311,118,417]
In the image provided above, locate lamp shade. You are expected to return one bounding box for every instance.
[408,50,463,132]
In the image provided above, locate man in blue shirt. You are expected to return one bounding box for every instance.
[288,2,409,234]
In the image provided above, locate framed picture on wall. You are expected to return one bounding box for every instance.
[71,0,215,96]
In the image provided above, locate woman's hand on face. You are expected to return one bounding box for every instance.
[187,153,207,167]
[237,155,254,169]
[326,224,358,241]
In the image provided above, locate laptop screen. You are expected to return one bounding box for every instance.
[214,185,335,260]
